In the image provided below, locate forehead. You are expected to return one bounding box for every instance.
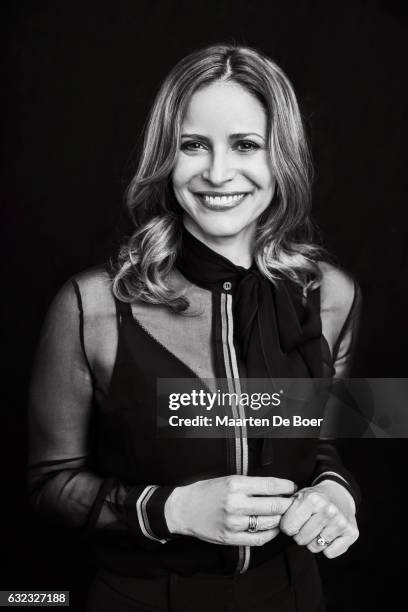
[182,80,267,134]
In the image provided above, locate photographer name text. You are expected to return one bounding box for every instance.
[168,415,323,428]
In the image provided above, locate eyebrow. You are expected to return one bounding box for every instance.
[181,132,265,141]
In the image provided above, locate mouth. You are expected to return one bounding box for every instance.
[194,192,251,210]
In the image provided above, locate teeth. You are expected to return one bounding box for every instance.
[201,193,246,205]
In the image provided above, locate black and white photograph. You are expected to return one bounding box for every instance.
[2,1,407,610]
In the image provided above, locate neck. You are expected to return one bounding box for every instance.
[183,219,255,269]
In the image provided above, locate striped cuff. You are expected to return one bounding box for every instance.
[125,485,175,543]
[311,470,350,487]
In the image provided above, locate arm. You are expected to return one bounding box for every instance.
[311,267,362,508]
[280,266,362,557]
[27,276,173,544]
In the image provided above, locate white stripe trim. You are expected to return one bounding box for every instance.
[311,471,350,487]
[240,546,251,574]
[221,293,241,473]
[220,293,234,380]
[221,292,251,574]
[226,294,248,478]
[136,485,167,544]
[226,294,240,381]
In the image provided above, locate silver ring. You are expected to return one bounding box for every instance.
[316,534,329,547]
[248,515,258,533]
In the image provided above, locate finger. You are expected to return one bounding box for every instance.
[318,515,349,545]
[307,514,350,553]
[280,490,327,537]
[232,514,281,532]
[238,495,294,516]
[293,501,338,545]
[236,476,297,496]
[229,527,280,547]
[323,535,355,558]
[279,499,315,536]
[293,512,330,546]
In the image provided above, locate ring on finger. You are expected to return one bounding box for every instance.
[247,515,258,533]
[316,534,330,547]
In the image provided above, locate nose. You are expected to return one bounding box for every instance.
[202,149,235,185]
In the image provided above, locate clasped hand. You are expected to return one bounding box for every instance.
[165,476,358,558]
[279,479,359,558]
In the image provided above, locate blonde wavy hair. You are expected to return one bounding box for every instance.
[112,44,323,311]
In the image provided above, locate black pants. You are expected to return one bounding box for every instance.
[85,545,326,612]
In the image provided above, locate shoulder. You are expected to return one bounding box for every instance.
[317,261,360,349]
[71,264,113,302]
[70,265,116,319]
[45,265,115,331]
[65,265,118,368]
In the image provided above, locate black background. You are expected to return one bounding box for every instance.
[2,1,407,610]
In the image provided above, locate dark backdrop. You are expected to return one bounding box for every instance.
[2,1,407,610]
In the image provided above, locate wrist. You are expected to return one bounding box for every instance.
[164,486,187,535]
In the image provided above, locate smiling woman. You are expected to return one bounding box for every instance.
[28,44,361,612]
[173,80,275,262]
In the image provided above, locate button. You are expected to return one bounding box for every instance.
[223,281,232,291]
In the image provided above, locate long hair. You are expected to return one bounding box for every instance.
[112,44,323,310]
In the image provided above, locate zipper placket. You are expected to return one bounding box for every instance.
[220,292,250,574]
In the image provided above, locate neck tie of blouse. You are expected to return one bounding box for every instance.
[176,227,323,379]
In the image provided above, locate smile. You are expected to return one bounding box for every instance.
[194,192,250,210]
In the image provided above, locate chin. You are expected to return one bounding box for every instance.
[190,218,254,241]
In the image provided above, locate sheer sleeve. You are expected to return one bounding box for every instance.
[27,271,174,543]
[310,265,362,508]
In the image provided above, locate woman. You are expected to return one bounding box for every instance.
[28,44,361,611]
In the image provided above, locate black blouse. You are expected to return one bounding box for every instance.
[27,260,361,577]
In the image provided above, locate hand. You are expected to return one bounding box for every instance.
[165,475,297,547]
[279,479,359,558]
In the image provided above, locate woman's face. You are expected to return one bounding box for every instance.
[172,80,275,244]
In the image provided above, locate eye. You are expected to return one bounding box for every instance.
[234,140,261,152]
[180,140,207,152]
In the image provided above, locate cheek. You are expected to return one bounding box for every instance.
[172,157,202,189]
[245,156,274,190]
